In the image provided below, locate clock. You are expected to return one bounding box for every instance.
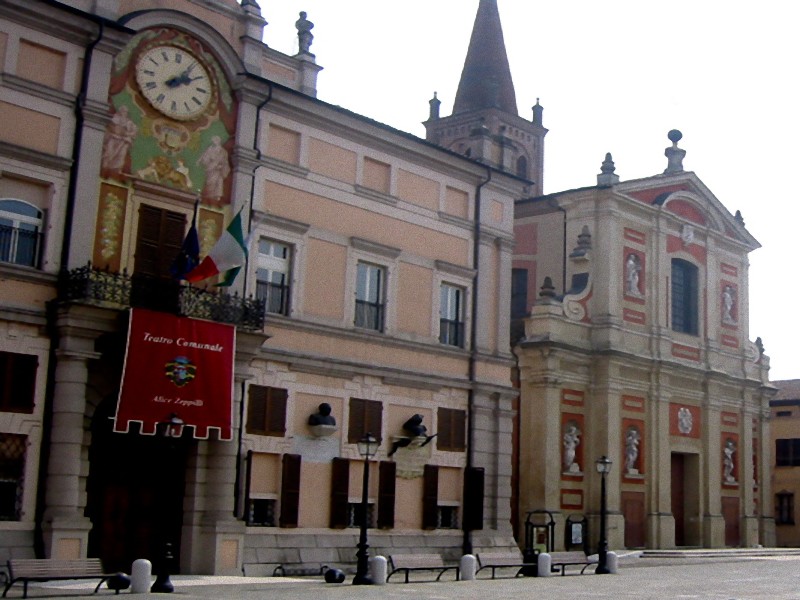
[135,44,214,121]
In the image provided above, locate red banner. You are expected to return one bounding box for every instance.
[114,308,235,440]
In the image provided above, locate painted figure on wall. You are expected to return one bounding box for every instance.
[101,105,138,179]
[197,136,230,204]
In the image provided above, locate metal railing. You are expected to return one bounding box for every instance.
[58,263,265,330]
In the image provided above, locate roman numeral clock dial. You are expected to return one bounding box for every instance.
[134,45,214,121]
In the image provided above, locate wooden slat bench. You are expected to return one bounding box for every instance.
[387,554,460,583]
[271,563,327,577]
[476,552,533,579]
[3,558,115,598]
[546,551,597,575]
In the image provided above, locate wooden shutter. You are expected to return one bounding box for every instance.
[267,388,287,436]
[462,466,484,531]
[0,352,37,412]
[437,408,466,452]
[422,464,439,530]
[366,400,382,443]
[134,205,185,278]
[452,410,466,451]
[246,386,267,434]
[279,453,301,527]
[348,398,383,443]
[329,457,350,529]
[377,460,396,529]
[243,450,253,523]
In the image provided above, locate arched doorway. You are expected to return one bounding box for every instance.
[87,397,191,573]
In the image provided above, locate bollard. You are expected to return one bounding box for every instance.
[537,552,552,577]
[370,555,388,585]
[460,554,476,581]
[607,551,619,574]
[131,559,152,594]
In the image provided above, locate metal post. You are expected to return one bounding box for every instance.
[596,456,611,575]
[353,449,373,585]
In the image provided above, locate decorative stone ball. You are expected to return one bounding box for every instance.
[107,573,131,592]
[324,568,346,584]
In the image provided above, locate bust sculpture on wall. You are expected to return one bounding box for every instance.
[388,414,437,456]
[308,402,337,437]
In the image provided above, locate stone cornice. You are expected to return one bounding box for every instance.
[0,141,72,172]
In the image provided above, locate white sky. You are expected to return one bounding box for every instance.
[259,1,799,381]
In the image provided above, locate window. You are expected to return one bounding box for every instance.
[671,258,699,335]
[0,199,43,267]
[0,433,26,521]
[777,411,793,418]
[439,284,465,347]
[776,492,794,525]
[134,204,185,278]
[0,351,37,413]
[246,386,287,436]
[256,239,291,315]
[438,506,459,529]
[246,498,276,527]
[437,408,466,452]
[516,156,528,179]
[511,268,528,318]
[355,262,385,331]
[348,398,382,444]
[776,439,800,467]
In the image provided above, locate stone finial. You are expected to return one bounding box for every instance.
[241,0,260,9]
[569,225,592,257]
[296,11,314,55]
[597,152,619,186]
[734,210,745,226]
[429,92,441,121]
[532,98,544,126]
[539,276,557,298]
[664,129,686,174]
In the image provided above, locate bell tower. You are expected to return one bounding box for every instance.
[424,0,547,195]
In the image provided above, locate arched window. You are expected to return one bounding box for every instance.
[671,258,698,335]
[0,199,43,267]
[516,155,528,179]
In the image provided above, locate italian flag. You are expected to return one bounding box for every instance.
[185,210,248,287]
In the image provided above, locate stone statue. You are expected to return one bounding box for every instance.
[722,285,736,324]
[563,424,581,472]
[296,11,314,54]
[625,428,640,474]
[388,414,437,456]
[308,402,336,426]
[625,253,643,297]
[723,439,736,484]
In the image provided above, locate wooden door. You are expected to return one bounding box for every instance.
[621,491,646,548]
[671,453,686,546]
[722,496,740,547]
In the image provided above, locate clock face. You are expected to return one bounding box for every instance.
[135,45,214,121]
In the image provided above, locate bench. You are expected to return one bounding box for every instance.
[271,563,327,577]
[3,558,115,599]
[546,551,597,575]
[387,554,460,583]
[476,552,534,579]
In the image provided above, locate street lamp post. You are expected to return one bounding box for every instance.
[151,413,184,594]
[353,432,379,585]
[595,455,612,575]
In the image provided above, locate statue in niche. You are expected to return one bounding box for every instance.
[677,407,693,435]
[625,253,643,297]
[625,427,641,474]
[563,424,581,473]
[308,402,337,437]
[723,439,737,484]
[388,414,437,456]
[722,286,736,324]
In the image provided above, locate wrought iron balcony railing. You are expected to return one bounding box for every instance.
[58,263,266,330]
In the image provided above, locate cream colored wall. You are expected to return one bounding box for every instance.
[395,477,423,529]
[261,182,469,266]
[17,39,65,89]
[362,158,390,195]
[396,169,439,212]
[303,238,347,321]
[771,406,800,546]
[444,186,469,220]
[0,101,60,154]
[299,461,332,528]
[396,262,433,338]
[267,125,301,165]
[308,138,357,184]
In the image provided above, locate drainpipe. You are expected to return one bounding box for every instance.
[233,81,273,518]
[36,18,104,557]
[464,166,492,556]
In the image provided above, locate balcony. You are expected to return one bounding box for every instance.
[58,263,265,330]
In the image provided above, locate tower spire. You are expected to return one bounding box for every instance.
[453,0,517,115]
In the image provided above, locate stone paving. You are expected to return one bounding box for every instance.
[12,554,800,599]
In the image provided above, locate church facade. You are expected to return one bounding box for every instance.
[0,0,522,575]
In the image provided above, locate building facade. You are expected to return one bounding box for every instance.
[512,143,776,550]
[0,0,522,575]
[771,380,800,547]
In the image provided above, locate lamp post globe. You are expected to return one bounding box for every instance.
[353,433,378,585]
[595,455,612,575]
